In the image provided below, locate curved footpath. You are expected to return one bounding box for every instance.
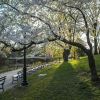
[0,69,22,92]
[0,63,51,92]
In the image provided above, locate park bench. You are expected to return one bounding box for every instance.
[27,68,36,75]
[12,71,23,84]
[12,64,50,83]
[0,76,6,92]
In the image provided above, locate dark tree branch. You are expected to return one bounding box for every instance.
[12,38,57,52]
[62,3,92,50]
[55,41,66,49]
[0,40,11,47]
[53,33,88,54]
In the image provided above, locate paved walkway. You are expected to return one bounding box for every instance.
[0,69,22,92]
[0,63,52,92]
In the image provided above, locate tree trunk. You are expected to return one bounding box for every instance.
[87,50,99,81]
[94,37,98,55]
[63,49,70,62]
[93,22,98,55]
[73,51,76,59]
[99,47,100,54]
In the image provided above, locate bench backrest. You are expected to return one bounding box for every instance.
[17,71,23,78]
[0,76,6,84]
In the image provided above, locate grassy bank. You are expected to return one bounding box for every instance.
[0,55,100,100]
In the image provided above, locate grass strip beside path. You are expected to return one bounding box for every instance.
[0,55,100,100]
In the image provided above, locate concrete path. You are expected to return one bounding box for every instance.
[0,63,52,92]
[0,69,22,92]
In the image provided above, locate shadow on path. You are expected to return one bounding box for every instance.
[34,62,94,100]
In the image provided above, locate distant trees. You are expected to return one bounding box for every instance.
[0,51,6,65]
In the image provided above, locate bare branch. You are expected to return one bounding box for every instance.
[12,38,57,52]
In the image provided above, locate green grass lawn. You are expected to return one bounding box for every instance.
[0,55,100,100]
[0,63,45,74]
[0,66,18,73]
